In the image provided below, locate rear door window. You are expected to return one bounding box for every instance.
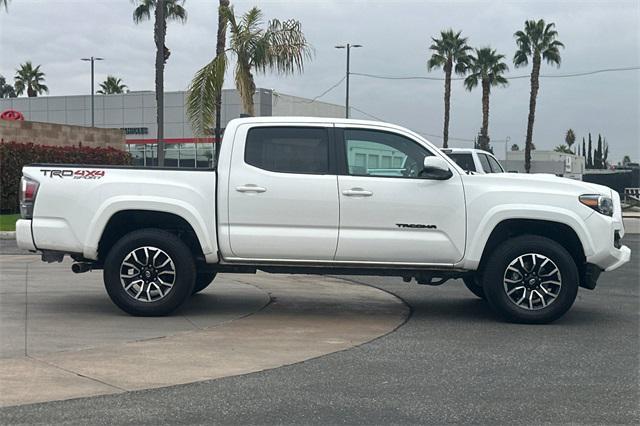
[245,127,330,174]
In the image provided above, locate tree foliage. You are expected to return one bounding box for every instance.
[564,128,576,152]
[0,75,16,98]
[187,5,312,134]
[97,76,128,94]
[14,61,48,97]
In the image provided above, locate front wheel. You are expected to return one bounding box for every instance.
[103,229,196,316]
[483,235,579,324]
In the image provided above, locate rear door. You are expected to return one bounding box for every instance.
[335,126,466,264]
[225,123,339,260]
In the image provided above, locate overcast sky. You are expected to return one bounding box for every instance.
[1,0,639,161]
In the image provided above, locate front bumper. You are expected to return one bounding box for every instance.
[602,244,631,272]
[583,194,631,272]
[15,219,36,251]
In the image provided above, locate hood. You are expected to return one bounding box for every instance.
[464,173,612,197]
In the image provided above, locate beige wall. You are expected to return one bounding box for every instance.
[0,120,125,149]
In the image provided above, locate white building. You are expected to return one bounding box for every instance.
[504,150,586,179]
[0,89,345,167]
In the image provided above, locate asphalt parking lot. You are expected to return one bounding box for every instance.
[0,235,638,425]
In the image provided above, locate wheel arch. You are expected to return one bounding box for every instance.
[469,218,589,288]
[92,209,211,264]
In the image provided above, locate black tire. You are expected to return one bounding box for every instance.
[483,235,579,324]
[463,275,485,299]
[192,271,217,295]
[103,229,196,316]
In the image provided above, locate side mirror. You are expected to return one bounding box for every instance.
[421,156,453,180]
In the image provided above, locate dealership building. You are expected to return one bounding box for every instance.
[0,89,345,167]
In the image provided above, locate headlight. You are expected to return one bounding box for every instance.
[579,194,613,216]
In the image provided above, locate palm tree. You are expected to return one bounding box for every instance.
[427,29,472,148]
[564,128,576,153]
[187,5,312,134]
[97,76,128,94]
[14,62,48,97]
[514,19,564,173]
[0,75,16,98]
[133,0,187,166]
[463,47,508,151]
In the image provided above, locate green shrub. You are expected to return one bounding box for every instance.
[0,140,131,213]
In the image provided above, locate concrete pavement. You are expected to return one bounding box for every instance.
[2,236,635,425]
[0,256,408,407]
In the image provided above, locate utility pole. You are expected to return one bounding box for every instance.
[335,43,362,118]
[81,56,104,127]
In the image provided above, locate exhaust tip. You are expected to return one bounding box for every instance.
[71,262,92,274]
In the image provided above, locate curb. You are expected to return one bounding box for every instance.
[0,231,16,240]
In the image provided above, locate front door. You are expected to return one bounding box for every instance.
[226,124,339,260]
[335,126,466,264]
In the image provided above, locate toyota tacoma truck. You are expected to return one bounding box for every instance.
[15,117,631,323]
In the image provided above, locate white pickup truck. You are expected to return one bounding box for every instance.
[16,117,630,323]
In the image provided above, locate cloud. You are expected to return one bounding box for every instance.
[1,0,638,161]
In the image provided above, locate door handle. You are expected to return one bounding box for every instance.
[342,188,373,197]
[236,184,267,193]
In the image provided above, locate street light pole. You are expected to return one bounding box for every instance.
[335,43,362,118]
[81,56,104,127]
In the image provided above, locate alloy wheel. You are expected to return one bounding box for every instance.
[120,246,176,302]
[503,253,562,310]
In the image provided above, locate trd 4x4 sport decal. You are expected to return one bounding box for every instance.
[40,169,106,179]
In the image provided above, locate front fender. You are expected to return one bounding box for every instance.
[457,204,595,270]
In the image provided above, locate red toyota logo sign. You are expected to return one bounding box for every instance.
[0,109,25,121]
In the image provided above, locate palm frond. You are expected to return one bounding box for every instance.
[427,29,471,74]
[253,18,313,75]
[186,54,227,136]
[464,74,479,91]
[427,54,446,71]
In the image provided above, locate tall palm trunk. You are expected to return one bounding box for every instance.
[480,79,490,138]
[442,60,452,148]
[154,0,166,167]
[27,87,36,97]
[524,54,541,173]
[240,69,256,116]
[214,0,229,151]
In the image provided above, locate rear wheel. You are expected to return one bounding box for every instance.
[103,229,196,316]
[192,271,217,295]
[463,275,485,299]
[483,235,579,324]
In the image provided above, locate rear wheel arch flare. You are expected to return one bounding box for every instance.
[97,210,205,263]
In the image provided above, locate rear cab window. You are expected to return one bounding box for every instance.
[448,153,476,172]
[245,127,330,174]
